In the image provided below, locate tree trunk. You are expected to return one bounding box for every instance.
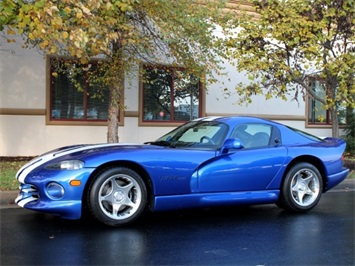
[107,83,120,143]
[107,41,124,143]
[331,107,339,138]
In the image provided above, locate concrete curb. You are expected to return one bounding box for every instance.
[1,179,354,209]
[0,190,18,209]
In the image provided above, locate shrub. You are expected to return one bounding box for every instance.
[343,110,355,156]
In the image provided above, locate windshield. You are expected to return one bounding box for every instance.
[148,120,229,149]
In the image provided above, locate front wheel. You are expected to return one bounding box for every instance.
[88,167,147,226]
[277,163,323,212]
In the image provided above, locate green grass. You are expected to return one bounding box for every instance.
[0,160,27,190]
[0,158,354,191]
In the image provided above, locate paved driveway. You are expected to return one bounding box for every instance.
[1,187,354,265]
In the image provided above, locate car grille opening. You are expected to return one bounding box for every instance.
[16,184,40,206]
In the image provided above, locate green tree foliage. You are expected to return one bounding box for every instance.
[343,109,355,155]
[224,0,355,137]
[0,0,231,142]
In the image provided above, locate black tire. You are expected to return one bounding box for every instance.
[88,167,147,226]
[277,162,323,212]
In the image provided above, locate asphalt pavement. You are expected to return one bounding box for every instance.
[2,188,354,265]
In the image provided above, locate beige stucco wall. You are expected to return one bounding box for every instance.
[0,42,45,109]
[0,115,108,156]
[0,36,335,156]
[206,60,304,116]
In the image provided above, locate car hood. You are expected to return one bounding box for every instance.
[42,143,152,156]
[16,143,161,182]
[41,142,167,163]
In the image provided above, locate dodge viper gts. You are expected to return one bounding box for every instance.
[15,116,349,226]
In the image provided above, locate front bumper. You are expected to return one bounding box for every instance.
[15,168,94,219]
[15,186,83,219]
[15,158,95,219]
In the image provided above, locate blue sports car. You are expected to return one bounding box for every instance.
[15,116,349,226]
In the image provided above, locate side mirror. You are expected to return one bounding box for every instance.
[220,138,244,154]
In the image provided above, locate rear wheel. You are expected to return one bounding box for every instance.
[277,163,323,212]
[88,167,147,226]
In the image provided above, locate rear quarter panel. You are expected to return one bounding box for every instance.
[268,126,348,190]
[285,139,347,176]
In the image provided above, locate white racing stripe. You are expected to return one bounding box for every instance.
[15,195,36,207]
[193,116,221,121]
[16,143,136,183]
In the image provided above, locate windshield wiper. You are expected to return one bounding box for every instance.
[144,140,176,148]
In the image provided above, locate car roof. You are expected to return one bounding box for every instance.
[195,116,278,125]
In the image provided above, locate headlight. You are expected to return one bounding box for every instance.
[46,182,65,200]
[45,160,84,170]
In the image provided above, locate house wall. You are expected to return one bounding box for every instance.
[0,38,334,157]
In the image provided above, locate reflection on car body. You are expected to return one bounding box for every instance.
[15,116,349,226]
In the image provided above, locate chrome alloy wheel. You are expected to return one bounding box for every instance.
[98,173,142,220]
[290,168,320,207]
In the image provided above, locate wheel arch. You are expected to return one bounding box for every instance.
[82,160,154,211]
[283,155,327,192]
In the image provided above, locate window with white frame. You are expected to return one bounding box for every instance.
[142,65,201,122]
[49,58,109,122]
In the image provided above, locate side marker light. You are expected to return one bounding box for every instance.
[70,180,81,186]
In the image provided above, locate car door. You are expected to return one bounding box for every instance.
[197,123,288,192]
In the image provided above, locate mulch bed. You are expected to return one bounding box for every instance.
[344,160,355,171]
[0,156,35,162]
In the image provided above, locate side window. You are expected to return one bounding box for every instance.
[231,123,272,148]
